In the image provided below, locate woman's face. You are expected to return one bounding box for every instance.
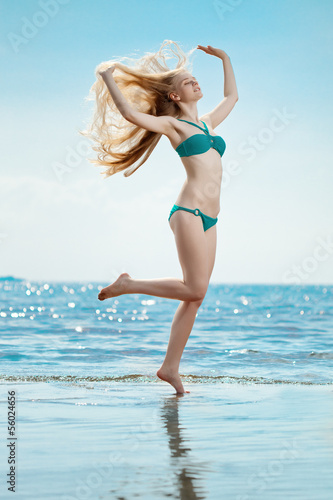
[172,72,203,102]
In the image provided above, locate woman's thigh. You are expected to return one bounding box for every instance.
[205,224,217,281]
[169,210,209,295]
[194,225,217,306]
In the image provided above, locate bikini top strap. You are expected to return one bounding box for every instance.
[177,118,208,134]
[201,121,209,133]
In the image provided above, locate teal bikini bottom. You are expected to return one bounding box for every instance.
[168,204,218,232]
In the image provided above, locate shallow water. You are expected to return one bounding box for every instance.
[1,278,332,385]
[0,382,333,500]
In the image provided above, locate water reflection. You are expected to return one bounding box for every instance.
[160,395,208,499]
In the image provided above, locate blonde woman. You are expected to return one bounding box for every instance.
[81,41,238,394]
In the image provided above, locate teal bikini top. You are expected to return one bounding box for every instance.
[175,119,226,158]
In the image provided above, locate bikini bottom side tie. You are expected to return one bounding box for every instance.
[168,204,218,232]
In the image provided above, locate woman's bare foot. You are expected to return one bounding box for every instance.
[156,366,190,394]
[98,272,131,301]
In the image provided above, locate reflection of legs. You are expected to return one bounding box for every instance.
[157,213,217,394]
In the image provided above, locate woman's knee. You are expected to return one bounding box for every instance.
[185,296,205,307]
[188,283,208,302]
[193,297,205,307]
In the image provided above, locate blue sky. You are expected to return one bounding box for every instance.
[1,0,332,284]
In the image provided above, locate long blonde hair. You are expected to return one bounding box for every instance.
[79,40,195,178]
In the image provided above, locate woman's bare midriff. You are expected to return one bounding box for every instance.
[167,120,223,218]
[173,149,222,218]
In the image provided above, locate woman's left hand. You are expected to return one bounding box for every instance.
[197,45,228,59]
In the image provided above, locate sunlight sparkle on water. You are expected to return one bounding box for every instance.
[141,299,155,305]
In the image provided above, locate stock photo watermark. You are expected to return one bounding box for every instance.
[61,407,160,500]
[238,107,296,162]
[6,389,18,493]
[164,105,297,234]
[52,139,91,183]
[200,106,296,194]
[237,438,302,500]
[242,232,332,331]
[213,0,244,21]
[7,0,71,54]
[282,234,333,284]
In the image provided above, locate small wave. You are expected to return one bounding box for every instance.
[308,352,333,359]
[228,349,260,354]
[0,374,332,385]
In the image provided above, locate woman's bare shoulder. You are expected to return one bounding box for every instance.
[165,115,182,129]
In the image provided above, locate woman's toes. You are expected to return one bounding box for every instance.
[97,273,131,301]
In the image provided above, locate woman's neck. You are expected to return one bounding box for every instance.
[177,103,199,123]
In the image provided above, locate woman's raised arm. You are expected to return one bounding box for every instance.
[99,66,174,136]
[197,45,239,129]
[98,65,131,117]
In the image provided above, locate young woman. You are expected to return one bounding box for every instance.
[81,41,238,394]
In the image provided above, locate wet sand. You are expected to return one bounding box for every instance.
[1,380,333,500]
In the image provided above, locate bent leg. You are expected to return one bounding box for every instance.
[133,208,211,299]
[99,208,209,302]
[98,273,202,302]
[157,224,217,393]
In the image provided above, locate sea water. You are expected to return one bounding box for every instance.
[1,278,332,385]
[1,277,333,500]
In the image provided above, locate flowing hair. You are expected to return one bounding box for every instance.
[79,40,195,178]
